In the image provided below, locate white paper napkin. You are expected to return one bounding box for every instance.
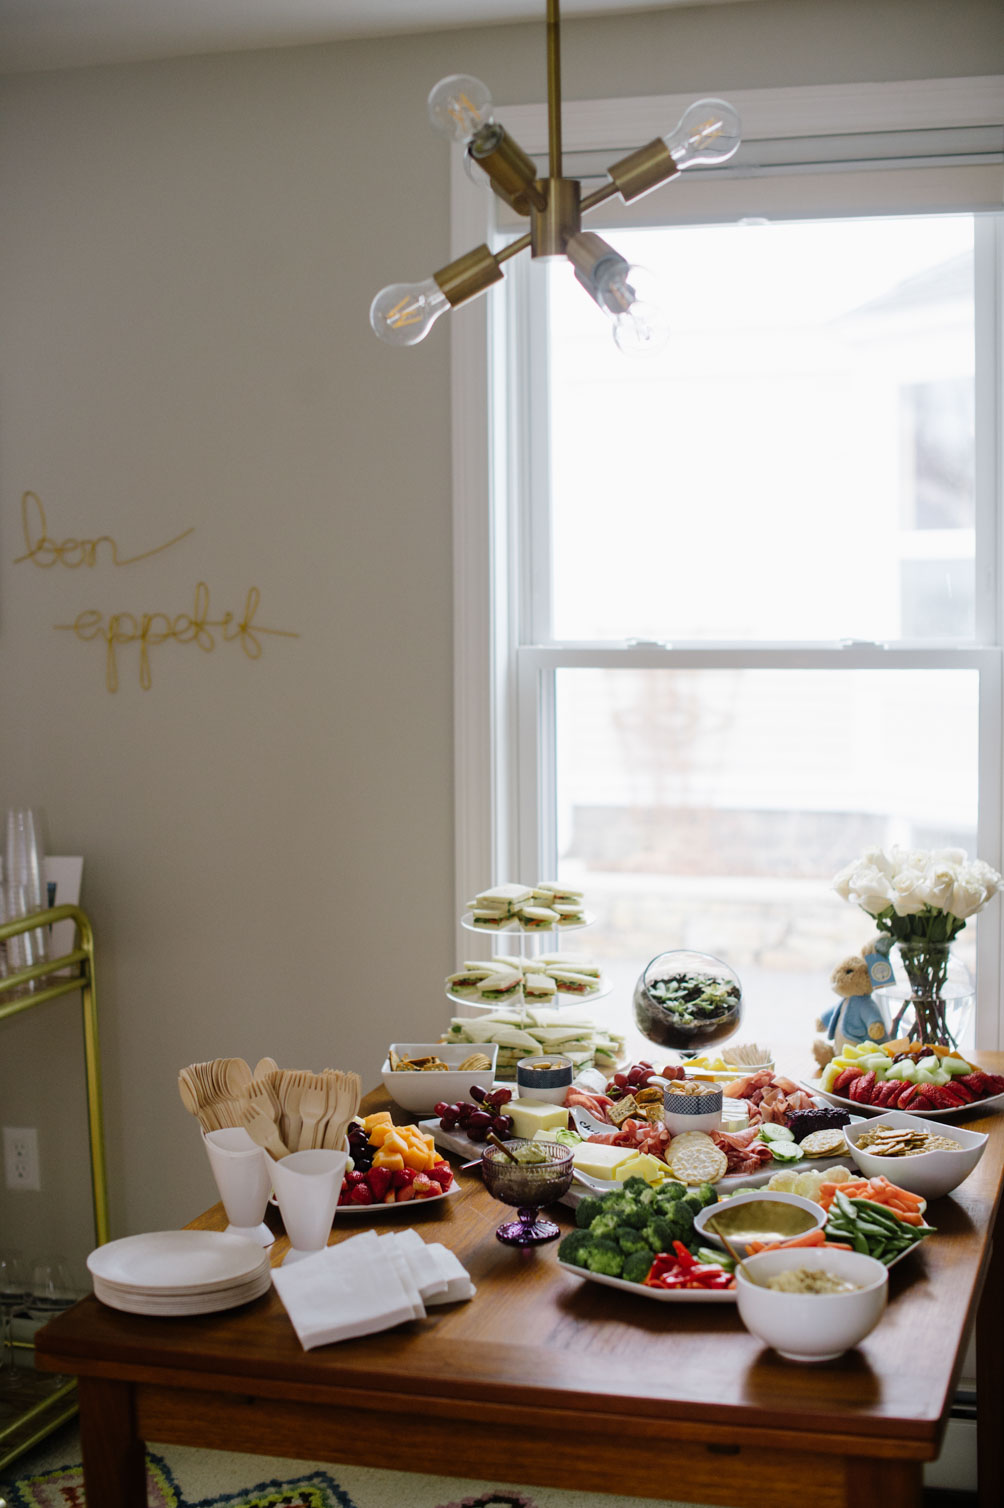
[272,1229,474,1350]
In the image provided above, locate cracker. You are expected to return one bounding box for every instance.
[800,1129,847,1158]
[667,1135,728,1185]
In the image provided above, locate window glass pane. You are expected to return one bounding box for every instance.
[554,667,979,1048]
[547,216,975,643]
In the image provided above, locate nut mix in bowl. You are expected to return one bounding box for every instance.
[633,950,743,1053]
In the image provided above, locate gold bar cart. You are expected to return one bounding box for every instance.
[0,904,108,1471]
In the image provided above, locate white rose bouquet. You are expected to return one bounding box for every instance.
[833,846,1001,1044]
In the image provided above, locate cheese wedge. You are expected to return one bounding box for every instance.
[614,1153,669,1186]
[572,1142,637,1179]
[507,1100,570,1139]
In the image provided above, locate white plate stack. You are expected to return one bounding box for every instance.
[87,1230,272,1316]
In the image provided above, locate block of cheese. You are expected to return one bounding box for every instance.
[614,1153,671,1186]
[506,1099,570,1140]
[572,1142,637,1179]
[721,1097,749,1133]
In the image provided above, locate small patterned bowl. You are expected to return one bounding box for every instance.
[663,1082,724,1135]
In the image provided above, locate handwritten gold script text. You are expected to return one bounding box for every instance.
[55,582,300,691]
[15,490,194,568]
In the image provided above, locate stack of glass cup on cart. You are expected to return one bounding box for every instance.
[0,1251,77,1388]
[1,807,49,980]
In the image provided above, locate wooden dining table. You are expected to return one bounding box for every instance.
[35,1062,1004,1508]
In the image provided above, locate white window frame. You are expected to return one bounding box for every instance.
[450,77,1004,1048]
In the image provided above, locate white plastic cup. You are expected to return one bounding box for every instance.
[203,1128,274,1246]
[270,1149,348,1264]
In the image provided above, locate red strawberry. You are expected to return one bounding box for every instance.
[910,1092,934,1110]
[848,1070,876,1103]
[391,1167,418,1189]
[875,1080,900,1107]
[349,1183,373,1205]
[396,1182,415,1202]
[412,1173,437,1199]
[365,1166,393,1203]
[920,1084,953,1110]
[344,1169,367,1186]
[834,1067,864,1094]
[428,1162,453,1190]
[894,1083,920,1108]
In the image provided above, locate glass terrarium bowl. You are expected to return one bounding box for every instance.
[633,949,744,1055]
[479,1140,575,1246]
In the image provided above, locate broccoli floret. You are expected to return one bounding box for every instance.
[642,1215,679,1253]
[588,1212,620,1239]
[645,1202,695,1251]
[583,1239,624,1277]
[620,1176,651,1197]
[557,1229,596,1266]
[575,1195,606,1229]
[616,1203,649,1230]
[682,1191,706,1219]
[622,1250,655,1284]
[696,1182,718,1209]
[617,1228,651,1256]
[653,1180,688,1203]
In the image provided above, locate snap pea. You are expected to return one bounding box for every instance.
[825,1189,936,1265]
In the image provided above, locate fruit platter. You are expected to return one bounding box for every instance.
[810,1041,1004,1117]
[340,1112,457,1210]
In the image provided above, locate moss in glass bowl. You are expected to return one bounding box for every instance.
[633,950,743,1052]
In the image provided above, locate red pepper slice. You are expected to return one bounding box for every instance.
[672,1241,695,1268]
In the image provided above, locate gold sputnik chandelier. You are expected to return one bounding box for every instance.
[369,0,741,353]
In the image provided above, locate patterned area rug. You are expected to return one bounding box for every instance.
[0,1455,540,1508]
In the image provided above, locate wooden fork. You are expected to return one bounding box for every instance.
[240,1101,289,1160]
[296,1076,328,1150]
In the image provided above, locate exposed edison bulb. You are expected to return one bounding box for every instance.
[666,98,741,169]
[370,279,450,346]
[427,75,494,144]
[592,260,670,356]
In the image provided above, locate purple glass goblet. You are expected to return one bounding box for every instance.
[480,1139,575,1246]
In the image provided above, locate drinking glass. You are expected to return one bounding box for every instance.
[0,1251,30,1387]
[479,1140,575,1246]
[4,808,48,965]
[27,1258,77,1321]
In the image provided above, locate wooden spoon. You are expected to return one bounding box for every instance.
[705,1215,761,1287]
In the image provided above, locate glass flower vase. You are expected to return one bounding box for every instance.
[875,941,975,1052]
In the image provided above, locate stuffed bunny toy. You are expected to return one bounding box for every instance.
[814,942,894,1067]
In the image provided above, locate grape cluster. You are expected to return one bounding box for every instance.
[346,1122,374,1172]
[604,1059,681,1100]
[435,1085,514,1141]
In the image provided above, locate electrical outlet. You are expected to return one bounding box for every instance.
[3,1127,40,1191]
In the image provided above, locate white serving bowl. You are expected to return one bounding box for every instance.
[842,1110,987,1199]
[663,1082,723,1135]
[516,1054,574,1104]
[736,1247,888,1362]
[381,1042,498,1116]
[694,1190,825,1258]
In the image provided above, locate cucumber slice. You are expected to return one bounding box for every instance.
[758,1124,795,1143]
[768,1141,805,1162]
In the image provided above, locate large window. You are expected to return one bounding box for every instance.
[451,79,1004,1050]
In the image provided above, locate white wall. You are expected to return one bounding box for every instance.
[0,0,1000,1258]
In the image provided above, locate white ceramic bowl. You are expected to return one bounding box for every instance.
[694,1190,826,1258]
[842,1110,987,1199]
[736,1247,888,1362]
[663,1082,723,1135]
[381,1042,498,1116]
[516,1054,574,1104]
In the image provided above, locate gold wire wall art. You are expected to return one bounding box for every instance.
[13,490,300,691]
[55,582,300,693]
[15,491,195,568]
